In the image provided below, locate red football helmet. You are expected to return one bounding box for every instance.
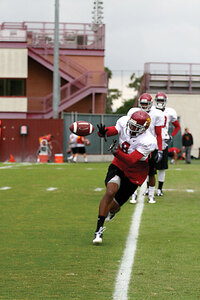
[155,92,167,110]
[138,93,153,112]
[127,110,151,137]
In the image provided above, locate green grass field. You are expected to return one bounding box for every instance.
[0,160,200,299]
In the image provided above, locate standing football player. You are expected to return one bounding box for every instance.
[128,93,165,204]
[154,92,180,196]
[93,110,157,245]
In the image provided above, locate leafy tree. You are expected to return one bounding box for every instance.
[105,67,122,114]
[114,72,142,114]
[106,89,122,113]
[115,98,136,114]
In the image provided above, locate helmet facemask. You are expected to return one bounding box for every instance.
[155,93,167,110]
[138,99,152,112]
[127,118,146,137]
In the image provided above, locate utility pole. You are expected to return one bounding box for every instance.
[53,0,60,119]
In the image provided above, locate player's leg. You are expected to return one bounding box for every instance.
[156,148,168,196]
[93,165,121,244]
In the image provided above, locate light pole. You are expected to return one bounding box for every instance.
[53,0,60,119]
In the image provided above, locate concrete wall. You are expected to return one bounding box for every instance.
[152,94,200,157]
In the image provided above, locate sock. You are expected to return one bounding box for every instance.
[95,215,106,232]
[73,156,77,162]
[148,186,155,198]
[158,170,165,191]
[158,181,164,191]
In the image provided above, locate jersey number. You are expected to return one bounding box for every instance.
[162,116,167,128]
[121,141,130,153]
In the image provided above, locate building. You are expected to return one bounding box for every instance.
[138,62,200,157]
[0,21,107,119]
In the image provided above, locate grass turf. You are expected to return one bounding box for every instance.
[0,161,200,299]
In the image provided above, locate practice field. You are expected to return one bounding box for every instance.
[0,161,200,299]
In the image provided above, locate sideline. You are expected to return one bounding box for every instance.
[113,182,146,300]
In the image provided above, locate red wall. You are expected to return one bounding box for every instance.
[0,119,63,162]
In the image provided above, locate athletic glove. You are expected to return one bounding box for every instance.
[108,139,118,155]
[97,123,108,141]
[155,150,163,163]
[165,135,173,145]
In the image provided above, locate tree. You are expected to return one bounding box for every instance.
[105,67,122,114]
[115,98,136,114]
[114,72,142,114]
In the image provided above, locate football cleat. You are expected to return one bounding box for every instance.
[93,227,106,245]
[148,196,156,204]
[143,189,149,196]
[130,191,137,204]
[105,212,116,222]
[156,189,163,196]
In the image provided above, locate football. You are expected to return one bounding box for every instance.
[69,121,94,136]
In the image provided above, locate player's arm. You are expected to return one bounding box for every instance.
[171,120,180,137]
[112,146,144,166]
[155,126,162,151]
[97,124,118,140]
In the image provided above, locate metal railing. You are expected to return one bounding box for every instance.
[144,62,200,93]
[28,71,107,114]
[0,21,105,50]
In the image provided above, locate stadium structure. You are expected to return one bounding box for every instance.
[0,21,107,119]
[138,62,200,158]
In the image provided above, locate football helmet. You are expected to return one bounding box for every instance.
[155,92,167,110]
[127,110,151,137]
[138,93,153,112]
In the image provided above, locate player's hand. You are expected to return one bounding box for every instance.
[97,123,108,141]
[108,139,118,155]
[155,150,163,163]
[165,135,173,145]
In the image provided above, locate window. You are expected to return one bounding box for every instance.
[0,79,26,96]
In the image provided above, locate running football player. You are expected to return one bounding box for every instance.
[93,110,157,245]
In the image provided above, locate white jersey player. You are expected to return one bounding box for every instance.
[127,93,165,203]
[93,110,157,245]
[154,92,180,196]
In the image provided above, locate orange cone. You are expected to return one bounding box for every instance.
[9,154,16,163]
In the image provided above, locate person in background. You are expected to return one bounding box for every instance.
[168,147,182,164]
[128,93,164,204]
[154,92,181,196]
[76,135,90,163]
[182,128,193,164]
[67,133,78,162]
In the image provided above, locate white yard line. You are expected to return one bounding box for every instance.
[46,187,58,191]
[0,186,12,190]
[113,182,146,300]
[163,188,195,193]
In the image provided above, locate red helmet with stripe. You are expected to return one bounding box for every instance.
[138,93,153,112]
[127,110,151,137]
[155,92,167,110]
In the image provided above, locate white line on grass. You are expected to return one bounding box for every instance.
[163,188,194,193]
[46,187,58,191]
[113,182,146,300]
[0,186,12,190]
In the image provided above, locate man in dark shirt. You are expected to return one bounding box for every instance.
[182,128,193,164]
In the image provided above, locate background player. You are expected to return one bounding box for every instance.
[154,92,181,196]
[128,93,164,204]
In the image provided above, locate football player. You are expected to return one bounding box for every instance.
[154,92,180,196]
[93,110,157,245]
[128,93,165,204]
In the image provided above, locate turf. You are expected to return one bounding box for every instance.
[0,161,200,299]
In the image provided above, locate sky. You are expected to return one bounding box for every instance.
[1,0,200,106]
